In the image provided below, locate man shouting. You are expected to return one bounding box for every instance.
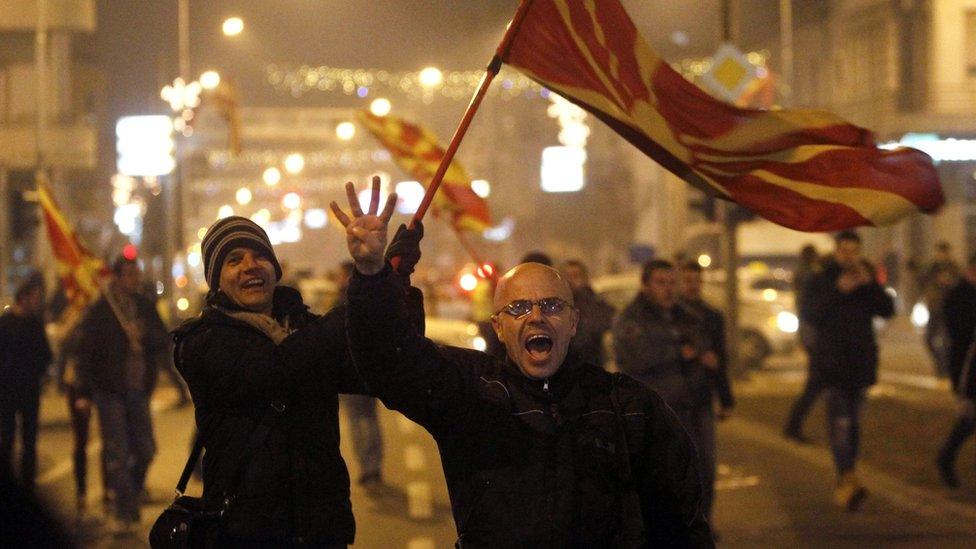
[332,177,713,547]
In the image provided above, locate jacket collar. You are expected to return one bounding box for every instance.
[174,285,313,341]
[503,348,586,402]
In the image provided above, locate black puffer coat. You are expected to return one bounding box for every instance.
[801,260,895,389]
[348,268,713,548]
[172,286,364,545]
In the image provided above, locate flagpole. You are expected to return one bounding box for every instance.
[393,0,534,270]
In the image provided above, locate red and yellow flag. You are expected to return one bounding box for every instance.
[499,0,943,231]
[356,110,492,233]
[37,175,107,310]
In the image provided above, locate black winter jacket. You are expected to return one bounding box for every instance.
[613,297,712,412]
[801,260,894,389]
[75,291,169,397]
[348,268,713,548]
[943,279,976,399]
[172,286,365,545]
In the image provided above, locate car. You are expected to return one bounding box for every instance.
[591,269,798,370]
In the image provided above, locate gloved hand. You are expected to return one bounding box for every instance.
[385,221,424,277]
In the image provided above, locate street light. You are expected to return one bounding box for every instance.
[419,66,443,88]
[263,166,281,186]
[222,17,244,37]
[200,70,221,90]
[370,97,392,117]
[235,187,252,205]
[284,153,305,174]
[336,121,356,141]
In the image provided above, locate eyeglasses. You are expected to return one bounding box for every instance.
[495,297,571,319]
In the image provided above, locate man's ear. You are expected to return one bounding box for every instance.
[569,307,580,336]
[490,314,504,339]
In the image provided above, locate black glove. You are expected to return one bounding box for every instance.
[385,221,424,277]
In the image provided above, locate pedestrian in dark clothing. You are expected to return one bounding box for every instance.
[0,272,52,493]
[335,260,386,491]
[613,259,718,524]
[333,181,713,547]
[677,261,734,526]
[172,214,380,546]
[560,259,615,368]
[921,241,960,378]
[74,255,169,532]
[801,231,894,510]
[784,244,823,442]
[937,253,976,488]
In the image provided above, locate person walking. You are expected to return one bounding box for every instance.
[613,259,718,523]
[0,272,53,493]
[783,244,823,442]
[921,241,960,378]
[336,260,387,492]
[74,255,169,532]
[560,259,615,368]
[333,179,713,547]
[937,253,976,487]
[802,231,894,510]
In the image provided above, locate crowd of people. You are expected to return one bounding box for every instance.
[1,177,974,545]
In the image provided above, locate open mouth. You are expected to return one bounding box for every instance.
[242,278,266,290]
[524,334,553,361]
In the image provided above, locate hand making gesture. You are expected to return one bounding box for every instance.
[330,176,398,275]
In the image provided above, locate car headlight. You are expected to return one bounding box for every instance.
[910,302,929,328]
[471,336,487,351]
[776,311,799,334]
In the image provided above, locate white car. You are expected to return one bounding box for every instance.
[591,270,798,370]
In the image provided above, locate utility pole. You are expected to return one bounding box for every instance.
[719,0,741,373]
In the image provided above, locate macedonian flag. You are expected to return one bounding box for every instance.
[356,110,492,233]
[498,0,943,231]
[37,174,107,310]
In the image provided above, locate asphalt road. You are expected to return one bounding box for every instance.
[17,315,976,547]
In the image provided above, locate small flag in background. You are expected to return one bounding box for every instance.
[36,174,108,310]
[499,0,943,232]
[356,110,492,233]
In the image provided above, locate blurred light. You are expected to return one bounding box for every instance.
[222,17,244,36]
[471,179,490,198]
[459,273,478,292]
[181,109,194,121]
[698,254,712,268]
[761,288,778,302]
[358,188,389,213]
[251,208,271,227]
[262,166,281,186]
[395,181,425,213]
[197,227,208,240]
[370,97,392,116]
[356,86,369,98]
[304,208,328,229]
[472,336,487,352]
[217,204,234,219]
[540,146,586,192]
[177,298,190,311]
[200,70,221,90]
[282,192,301,210]
[419,66,443,88]
[477,263,495,279]
[113,204,142,236]
[122,243,138,261]
[336,121,356,141]
[155,281,165,295]
[776,311,799,334]
[187,252,201,267]
[272,221,301,243]
[116,116,175,176]
[465,324,480,336]
[483,217,515,242]
[670,30,690,47]
[287,210,303,224]
[910,302,929,328]
[235,187,253,205]
[885,286,898,298]
[175,275,189,288]
[284,153,305,174]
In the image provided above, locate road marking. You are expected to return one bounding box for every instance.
[397,414,417,434]
[406,481,433,519]
[404,444,426,472]
[38,441,102,486]
[406,538,435,549]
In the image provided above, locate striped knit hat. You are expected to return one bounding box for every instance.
[201,216,282,290]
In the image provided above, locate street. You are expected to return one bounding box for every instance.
[24,315,976,547]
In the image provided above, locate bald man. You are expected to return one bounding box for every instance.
[332,182,713,547]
